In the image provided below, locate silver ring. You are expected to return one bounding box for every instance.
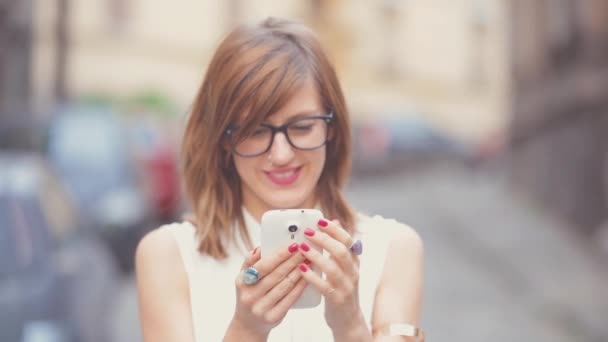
[350,239,363,256]
[242,267,260,285]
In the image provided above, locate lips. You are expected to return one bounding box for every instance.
[265,167,301,186]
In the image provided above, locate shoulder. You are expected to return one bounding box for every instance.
[135,223,188,258]
[136,223,188,264]
[135,223,191,292]
[356,212,424,277]
[356,212,424,252]
[135,224,197,340]
[137,221,197,257]
[363,214,424,323]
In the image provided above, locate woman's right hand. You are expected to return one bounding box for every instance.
[225,243,308,341]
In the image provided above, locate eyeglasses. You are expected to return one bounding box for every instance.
[225,113,334,157]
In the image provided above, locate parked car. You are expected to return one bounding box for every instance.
[352,115,474,173]
[0,152,119,342]
[46,106,153,271]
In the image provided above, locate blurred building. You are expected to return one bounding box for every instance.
[32,0,510,143]
[509,0,608,234]
[0,0,34,147]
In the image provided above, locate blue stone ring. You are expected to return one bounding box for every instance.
[242,267,260,285]
[350,239,363,256]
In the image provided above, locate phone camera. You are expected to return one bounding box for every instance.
[288,225,298,233]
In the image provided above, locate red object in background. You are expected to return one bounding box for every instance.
[145,145,179,222]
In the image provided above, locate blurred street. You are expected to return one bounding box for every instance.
[3,1,608,341]
[109,163,608,342]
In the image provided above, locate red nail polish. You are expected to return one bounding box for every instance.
[304,259,312,265]
[300,243,310,252]
[318,219,328,227]
[299,264,308,272]
[304,228,315,236]
[288,243,299,253]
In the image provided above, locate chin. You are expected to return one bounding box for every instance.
[261,190,314,209]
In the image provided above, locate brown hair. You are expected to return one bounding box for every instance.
[181,17,354,259]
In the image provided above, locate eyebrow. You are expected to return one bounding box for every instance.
[265,109,325,124]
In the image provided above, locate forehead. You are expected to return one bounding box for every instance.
[263,78,324,124]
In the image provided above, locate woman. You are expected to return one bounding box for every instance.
[136,17,424,341]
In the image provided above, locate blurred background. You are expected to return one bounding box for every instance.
[1,0,607,341]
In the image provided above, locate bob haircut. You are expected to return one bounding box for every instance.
[182,17,354,259]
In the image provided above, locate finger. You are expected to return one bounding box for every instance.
[253,267,302,312]
[297,263,336,298]
[303,228,358,277]
[254,249,306,294]
[318,218,353,247]
[249,242,299,279]
[264,277,307,322]
[236,247,263,287]
[240,246,261,270]
[298,241,346,283]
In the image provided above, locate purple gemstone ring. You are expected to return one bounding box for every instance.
[350,239,363,256]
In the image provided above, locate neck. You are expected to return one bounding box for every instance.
[242,195,318,223]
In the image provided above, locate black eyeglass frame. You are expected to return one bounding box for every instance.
[225,112,334,157]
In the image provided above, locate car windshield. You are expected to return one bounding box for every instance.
[0,195,51,275]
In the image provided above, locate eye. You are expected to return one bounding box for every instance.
[251,127,269,137]
[290,124,314,131]
[289,118,318,132]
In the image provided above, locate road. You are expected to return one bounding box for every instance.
[108,163,608,342]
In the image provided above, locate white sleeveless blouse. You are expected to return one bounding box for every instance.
[163,210,407,341]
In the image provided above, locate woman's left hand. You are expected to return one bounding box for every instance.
[298,218,365,335]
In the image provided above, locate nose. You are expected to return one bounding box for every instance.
[267,132,295,165]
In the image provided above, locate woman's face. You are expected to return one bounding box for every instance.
[232,78,327,219]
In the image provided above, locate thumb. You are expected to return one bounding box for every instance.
[240,246,260,270]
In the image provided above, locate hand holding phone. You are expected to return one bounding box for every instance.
[261,209,324,309]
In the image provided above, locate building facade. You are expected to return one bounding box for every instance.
[33,0,510,142]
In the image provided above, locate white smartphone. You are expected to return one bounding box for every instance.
[260,209,324,309]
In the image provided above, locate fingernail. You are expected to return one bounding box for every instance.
[251,247,259,255]
[288,243,299,253]
[304,228,315,237]
[299,264,308,272]
[304,259,312,265]
[300,242,310,252]
[318,219,328,227]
